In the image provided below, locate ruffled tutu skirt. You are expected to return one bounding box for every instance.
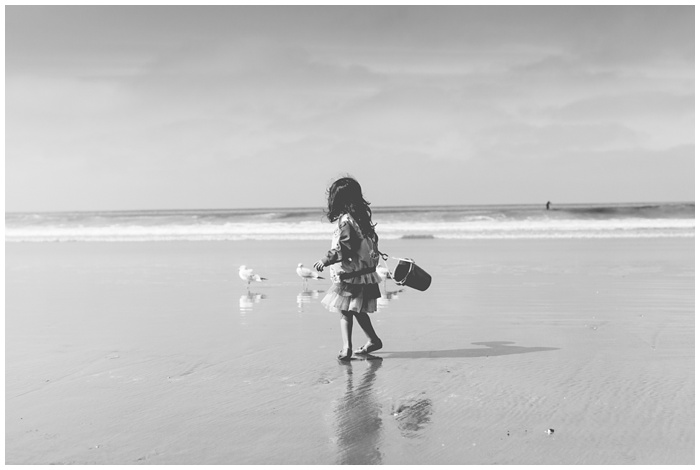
[321,282,381,314]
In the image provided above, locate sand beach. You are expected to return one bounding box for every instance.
[6,3,695,465]
[5,237,694,464]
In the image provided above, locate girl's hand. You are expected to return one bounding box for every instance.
[313,261,325,272]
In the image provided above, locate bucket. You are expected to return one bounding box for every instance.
[393,258,432,291]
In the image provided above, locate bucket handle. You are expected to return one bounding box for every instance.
[378,250,414,285]
[378,250,390,272]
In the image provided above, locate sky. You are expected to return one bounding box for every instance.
[5,5,695,212]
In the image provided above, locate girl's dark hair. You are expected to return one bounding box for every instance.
[325,176,377,242]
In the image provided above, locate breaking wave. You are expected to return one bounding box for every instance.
[5,203,694,242]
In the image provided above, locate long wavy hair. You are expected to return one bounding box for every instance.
[325,176,378,242]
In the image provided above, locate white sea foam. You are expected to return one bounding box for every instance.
[4,218,694,242]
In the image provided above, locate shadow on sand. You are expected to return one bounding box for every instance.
[379,341,558,359]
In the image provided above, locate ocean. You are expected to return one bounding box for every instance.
[4,202,694,243]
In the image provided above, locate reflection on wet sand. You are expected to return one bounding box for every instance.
[391,393,433,438]
[377,288,403,310]
[239,291,266,324]
[333,358,384,464]
[297,288,325,313]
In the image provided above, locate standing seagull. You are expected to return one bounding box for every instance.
[239,265,267,286]
[376,266,392,281]
[296,263,324,284]
[376,265,392,289]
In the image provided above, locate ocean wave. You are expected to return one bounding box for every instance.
[5,218,694,242]
[553,203,695,219]
[6,231,693,243]
[6,203,694,242]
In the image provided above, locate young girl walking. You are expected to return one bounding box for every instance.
[313,177,384,361]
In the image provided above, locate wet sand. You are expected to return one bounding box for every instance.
[5,237,694,464]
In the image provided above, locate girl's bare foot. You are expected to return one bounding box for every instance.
[337,347,352,361]
[354,339,382,355]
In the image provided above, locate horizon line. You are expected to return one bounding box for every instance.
[4,200,695,215]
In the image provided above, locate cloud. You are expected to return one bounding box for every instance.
[5,6,694,211]
[546,92,694,121]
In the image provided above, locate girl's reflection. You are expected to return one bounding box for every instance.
[333,358,384,464]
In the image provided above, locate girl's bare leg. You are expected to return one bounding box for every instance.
[353,312,382,353]
[338,311,354,359]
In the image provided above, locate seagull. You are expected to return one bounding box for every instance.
[376,266,392,281]
[239,265,267,285]
[296,263,324,284]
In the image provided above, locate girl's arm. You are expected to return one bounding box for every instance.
[314,217,354,271]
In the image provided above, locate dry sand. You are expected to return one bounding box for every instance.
[5,238,694,464]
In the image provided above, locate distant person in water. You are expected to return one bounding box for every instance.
[546,201,551,210]
[313,177,383,361]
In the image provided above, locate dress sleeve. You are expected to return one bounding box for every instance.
[321,217,354,266]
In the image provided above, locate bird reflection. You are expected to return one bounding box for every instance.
[333,358,384,464]
[377,288,403,310]
[297,288,325,313]
[239,291,267,324]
